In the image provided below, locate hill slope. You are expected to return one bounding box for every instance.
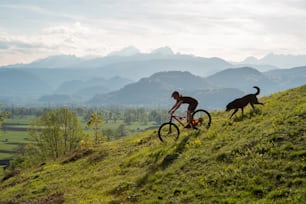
[0,85,305,203]
[205,67,278,94]
[88,70,246,109]
[264,66,306,90]
[88,71,213,107]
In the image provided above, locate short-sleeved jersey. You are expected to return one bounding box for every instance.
[178,96,198,105]
[178,96,198,111]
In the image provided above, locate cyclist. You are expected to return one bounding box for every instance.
[168,91,198,128]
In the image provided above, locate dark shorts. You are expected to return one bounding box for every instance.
[187,101,198,112]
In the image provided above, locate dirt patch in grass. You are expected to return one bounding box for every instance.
[88,149,109,163]
[61,149,94,164]
[1,170,20,182]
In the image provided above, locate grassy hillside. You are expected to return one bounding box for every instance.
[0,85,305,203]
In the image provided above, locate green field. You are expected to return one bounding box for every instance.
[0,123,30,160]
[0,114,33,158]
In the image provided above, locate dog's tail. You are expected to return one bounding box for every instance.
[253,86,260,95]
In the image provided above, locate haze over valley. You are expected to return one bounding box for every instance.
[1,47,305,110]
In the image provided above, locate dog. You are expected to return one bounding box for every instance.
[226,86,264,118]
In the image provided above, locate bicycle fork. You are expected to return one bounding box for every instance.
[168,118,173,134]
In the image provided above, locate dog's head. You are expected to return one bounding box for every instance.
[226,106,230,112]
[226,102,233,111]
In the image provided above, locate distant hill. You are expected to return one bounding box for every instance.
[107,46,141,56]
[88,71,244,109]
[69,52,232,80]
[205,67,278,94]
[2,48,233,81]
[37,76,133,105]
[1,48,306,107]
[0,48,233,105]
[88,67,306,109]
[88,71,209,107]
[240,53,306,68]
[191,88,245,110]
[54,77,132,97]
[264,66,306,91]
[22,55,84,69]
[1,85,305,203]
[0,65,305,108]
[0,69,51,103]
[0,67,132,105]
[84,56,231,80]
[38,94,77,105]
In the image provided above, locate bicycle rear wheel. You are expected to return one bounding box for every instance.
[192,109,211,129]
[158,122,180,142]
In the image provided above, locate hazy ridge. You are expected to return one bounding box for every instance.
[0,49,306,109]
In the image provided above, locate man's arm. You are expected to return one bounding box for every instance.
[168,100,182,113]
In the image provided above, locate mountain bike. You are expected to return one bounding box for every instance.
[158,109,211,142]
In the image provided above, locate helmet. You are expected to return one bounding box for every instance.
[171,91,179,98]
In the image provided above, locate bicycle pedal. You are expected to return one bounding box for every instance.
[184,124,192,128]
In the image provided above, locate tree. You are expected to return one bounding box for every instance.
[0,105,9,125]
[149,110,167,124]
[117,124,127,137]
[87,112,104,144]
[0,106,9,132]
[28,108,85,160]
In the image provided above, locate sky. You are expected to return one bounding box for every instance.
[0,0,306,66]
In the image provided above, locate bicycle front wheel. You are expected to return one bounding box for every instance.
[192,109,212,129]
[158,122,180,142]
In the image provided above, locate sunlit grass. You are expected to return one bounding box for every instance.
[0,85,305,203]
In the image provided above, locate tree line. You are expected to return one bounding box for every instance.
[1,106,171,168]
[4,106,169,125]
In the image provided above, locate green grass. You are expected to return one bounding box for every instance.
[0,130,29,159]
[1,116,33,143]
[4,115,36,124]
[0,85,305,203]
[0,153,13,160]
[0,143,19,151]
[0,130,29,142]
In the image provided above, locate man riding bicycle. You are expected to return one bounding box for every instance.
[168,91,198,129]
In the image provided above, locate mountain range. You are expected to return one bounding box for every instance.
[3,47,232,80]
[240,53,306,68]
[89,67,306,110]
[0,47,306,109]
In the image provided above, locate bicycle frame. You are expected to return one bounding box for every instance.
[169,114,187,127]
[169,112,205,128]
[158,109,211,142]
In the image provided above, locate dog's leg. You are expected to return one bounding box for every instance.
[255,98,264,105]
[241,107,244,117]
[250,103,255,110]
[230,109,238,118]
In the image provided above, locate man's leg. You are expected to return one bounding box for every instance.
[185,110,192,128]
[188,102,197,128]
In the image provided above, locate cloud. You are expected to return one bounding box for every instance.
[0,0,306,65]
[0,38,40,50]
[0,31,42,51]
